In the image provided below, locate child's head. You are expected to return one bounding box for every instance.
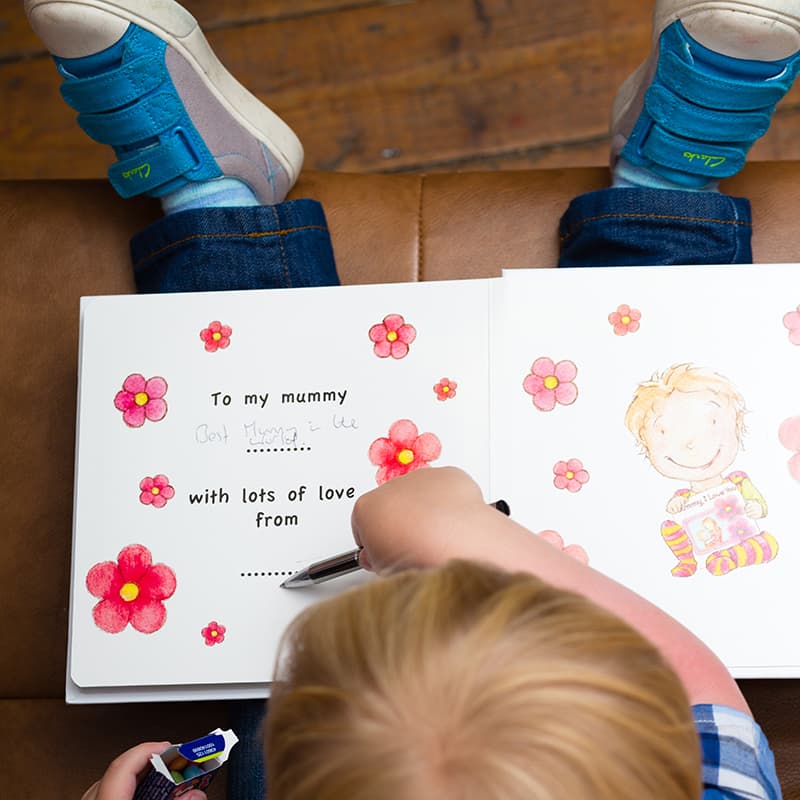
[625,363,746,481]
[265,560,701,800]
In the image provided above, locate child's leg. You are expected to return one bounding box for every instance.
[25,0,339,294]
[560,0,800,267]
[661,520,698,577]
[705,532,779,575]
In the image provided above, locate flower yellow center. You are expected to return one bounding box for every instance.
[397,449,415,465]
[120,582,140,602]
[386,330,398,342]
[211,630,218,637]
[134,392,149,406]
[566,471,574,480]
[442,385,450,393]
[151,487,160,495]
[621,315,631,325]
[212,331,222,341]
[543,375,559,390]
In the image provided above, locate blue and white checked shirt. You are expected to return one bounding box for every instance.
[693,704,782,799]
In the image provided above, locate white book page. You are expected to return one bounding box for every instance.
[70,279,493,690]
[492,265,800,676]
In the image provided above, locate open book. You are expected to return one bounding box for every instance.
[69,265,800,702]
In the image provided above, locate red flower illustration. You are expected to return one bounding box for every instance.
[553,458,590,493]
[368,314,417,359]
[200,320,232,352]
[139,474,176,509]
[368,419,442,484]
[523,357,578,412]
[434,378,457,401]
[537,529,589,564]
[86,544,177,634]
[608,304,641,336]
[202,620,226,646]
[114,374,168,428]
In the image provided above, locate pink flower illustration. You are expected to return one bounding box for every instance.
[537,529,590,564]
[553,459,590,493]
[368,314,417,359]
[200,320,232,352]
[139,474,176,509]
[714,496,744,520]
[114,374,168,428]
[728,517,756,540]
[434,378,457,401]
[368,419,442,484]
[201,620,226,647]
[782,306,800,345]
[86,544,176,634]
[523,357,578,411]
[608,304,641,336]
[779,417,800,482]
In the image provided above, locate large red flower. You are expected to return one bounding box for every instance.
[368,419,441,484]
[86,544,177,634]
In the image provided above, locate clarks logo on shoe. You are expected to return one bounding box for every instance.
[682,152,726,169]
[121,163,152,180]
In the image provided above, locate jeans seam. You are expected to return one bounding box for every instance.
[270,205,291,288]
[132,224,329,270]
[559,211,752,245]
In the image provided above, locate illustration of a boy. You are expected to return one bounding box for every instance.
[625,364,778,577]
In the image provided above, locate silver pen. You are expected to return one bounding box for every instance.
[281,499,511,589]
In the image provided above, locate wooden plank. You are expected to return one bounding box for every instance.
[0,0,403,60]
[4,0,800,181]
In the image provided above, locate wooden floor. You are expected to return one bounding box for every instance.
[4,0,800,180]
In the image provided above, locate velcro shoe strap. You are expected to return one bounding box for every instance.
[658,51,792,111]
[646,85,772,142]
[109,132,199,198]
[59,53,167,114]
[641,125,745,178]
[78,91,181,146]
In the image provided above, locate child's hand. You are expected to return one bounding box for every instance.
[351,466,489,573]
[666,495,687,514]
[81,742,207,800]
[744,499,763,519]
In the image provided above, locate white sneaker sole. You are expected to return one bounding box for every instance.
[25,0,304,187]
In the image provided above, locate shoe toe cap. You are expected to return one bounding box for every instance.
[26,2,129,58]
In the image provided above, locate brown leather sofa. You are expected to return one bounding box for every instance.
[2,166,799,798]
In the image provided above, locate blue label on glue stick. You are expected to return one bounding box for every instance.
[178,732,225,764]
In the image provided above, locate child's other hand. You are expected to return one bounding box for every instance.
[351,466,489,573]
[666,495,686,514]
[81,742,207,800]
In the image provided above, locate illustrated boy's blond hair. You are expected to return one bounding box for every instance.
[266,560,700,800]
[625,363,746,451]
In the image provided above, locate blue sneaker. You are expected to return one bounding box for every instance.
[611,1,800,189]
[25,0,303,205]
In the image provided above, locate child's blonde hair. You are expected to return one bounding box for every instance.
[625,362,746,451]
[265,560,701,800]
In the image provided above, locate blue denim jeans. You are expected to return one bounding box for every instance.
[558,187,752,266]
[129,184,752,800]
[131,198,339,292]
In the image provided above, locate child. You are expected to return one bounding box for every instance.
[23,0,793,797]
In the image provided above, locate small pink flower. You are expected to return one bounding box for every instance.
[200,320,232,352]
[608,304,641,336]
[782,306,800,345]
[434,378,457,401]
[368,314,417,359]
[114,374,168,428]
[728,517,756,540]
[523,357,578,411]
[368,419,442,484]
[139,474,176,509]
[553,458,590,493]
[86,544,176,634]
[714,496,744,520]
[201,620,226,647]
[537,529,590,564]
